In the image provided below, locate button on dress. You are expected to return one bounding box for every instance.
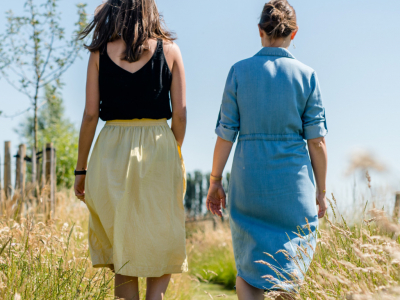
[216,47,327,291]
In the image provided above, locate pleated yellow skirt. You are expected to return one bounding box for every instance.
[85,119,188,277]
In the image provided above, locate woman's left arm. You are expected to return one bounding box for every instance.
[308,137,328,218]
[74,51,100,201]
[302,71,328,218]
[169,43,187,146]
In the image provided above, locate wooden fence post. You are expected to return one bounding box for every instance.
[45,143,56,217]
[41,144,46,191]
[32,146,37,186]
[14,144,26,220]
[50,144,56,215]
[394,192,400,222]
[41,144,46,216]
[15,148,21,190]
[19,144,26,197]
[4,142,12,198]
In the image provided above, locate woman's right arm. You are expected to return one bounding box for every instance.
[74,51,100,201]
[308,137,328,218]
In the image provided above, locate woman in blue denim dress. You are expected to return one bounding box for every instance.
[207,1,328,299]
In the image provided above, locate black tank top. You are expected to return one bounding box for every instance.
[99,39,172,121]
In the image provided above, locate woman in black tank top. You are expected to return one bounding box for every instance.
[74,1,187,299]
[99,39,173,121]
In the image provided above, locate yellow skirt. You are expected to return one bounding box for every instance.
[85,119,188,277]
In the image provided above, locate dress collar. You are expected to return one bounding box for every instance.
[254,47,296,59]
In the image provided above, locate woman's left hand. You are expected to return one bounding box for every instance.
[74,175,86,203]
[206,181,226,217]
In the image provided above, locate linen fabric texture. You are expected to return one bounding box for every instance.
[85,119,188,277]
[216,47,327,291]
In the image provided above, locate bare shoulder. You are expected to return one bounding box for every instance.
[163,40,181,60]
[147,38,158,49]
[89,50,100,70]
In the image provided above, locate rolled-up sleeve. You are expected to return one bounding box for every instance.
[302,72,328,140]
[215,67,240,143]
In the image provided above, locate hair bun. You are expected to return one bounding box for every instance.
[259,0,297,39]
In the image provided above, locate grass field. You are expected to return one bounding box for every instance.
[2,188,400,299]
[192,283,236,299]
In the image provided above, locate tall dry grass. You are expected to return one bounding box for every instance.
[2,185,400,299]
[261,195,400,300]
[0,188,195,300]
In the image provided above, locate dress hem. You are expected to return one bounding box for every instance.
[237,271,298,293]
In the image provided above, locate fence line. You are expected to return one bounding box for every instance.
[1,141,57,219]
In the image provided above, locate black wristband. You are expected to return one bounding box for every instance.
[74,170,87,176]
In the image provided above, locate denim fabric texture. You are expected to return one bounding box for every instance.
[216,47,327,291]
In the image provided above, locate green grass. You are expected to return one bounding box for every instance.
[5,190,400,299]
[0,195,196,300]
[192,283,237,300]
[0,219,115,299]
[187,222,237,290]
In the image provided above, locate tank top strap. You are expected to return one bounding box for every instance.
[153,39,165,60]
[99,42,108,71]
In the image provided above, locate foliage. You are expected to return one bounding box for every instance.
[0,0,87,148]
[15,85,78,188]
[4,183,400,299]
[298,204,400,299]
[188,223,237,290]
[0,190,196,300]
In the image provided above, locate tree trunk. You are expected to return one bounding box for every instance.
[33,97,39,151]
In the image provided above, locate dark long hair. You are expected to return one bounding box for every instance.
[78,0,176,62]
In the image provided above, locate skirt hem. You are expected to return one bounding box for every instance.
[92,263,188,278]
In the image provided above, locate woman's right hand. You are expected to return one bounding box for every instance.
[316,192,327,218]
[206,181,226,218]
[74,175,86,203]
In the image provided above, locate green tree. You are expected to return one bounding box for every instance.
[0,0,87,150]
[194,171,204,216]
[16,85,78,188]
[185,173,195,215]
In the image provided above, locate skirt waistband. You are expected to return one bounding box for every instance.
[105,119,168,127]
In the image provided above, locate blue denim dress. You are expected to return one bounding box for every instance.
[216,47,327,291]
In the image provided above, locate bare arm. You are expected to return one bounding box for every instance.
[307,137,328,218]
[169,43,186,146]
[211,137,233,178]
[74,51,100,201]
[206,137,233,217]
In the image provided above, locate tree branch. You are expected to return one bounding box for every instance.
[1,71,33,99]
[0,106,31,119]
[39,47,80,86]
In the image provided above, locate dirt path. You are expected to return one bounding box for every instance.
[192,283,237,299]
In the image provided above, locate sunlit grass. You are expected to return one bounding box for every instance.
[2,186,400,299]
[187,221,237,289]
[0,189,195,300]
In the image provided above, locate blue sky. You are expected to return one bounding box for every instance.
[0,0,399,204]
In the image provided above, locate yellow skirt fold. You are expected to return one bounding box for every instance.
[85,119,188,277]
